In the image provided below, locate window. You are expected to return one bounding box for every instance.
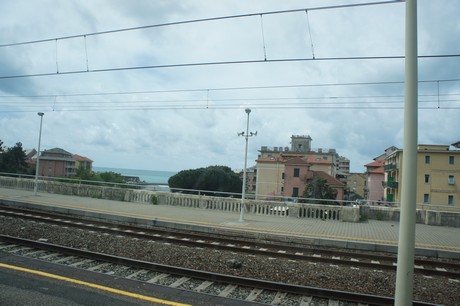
[292,187,299,197]
[448,175,455,185]
[424,174,430,184]
[423,194,430,203]
[449,156,455,165]
[293,168,300,177]
[425,155,431,164]
[281,172,285,179]
[448,195,454,206]
[281,186,284,192]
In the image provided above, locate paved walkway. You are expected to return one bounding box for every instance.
[1,187,459,253]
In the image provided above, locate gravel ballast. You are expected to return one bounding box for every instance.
[1,216,458,305]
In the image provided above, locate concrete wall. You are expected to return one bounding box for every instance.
[360,205,460,228]
[2,176,460,226]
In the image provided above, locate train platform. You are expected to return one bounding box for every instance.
[0,187,459,258]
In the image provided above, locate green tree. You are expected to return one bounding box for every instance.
[168,165,242,196]
[0,142,30,174]
[98,171,125,184]
[300,174,338,205]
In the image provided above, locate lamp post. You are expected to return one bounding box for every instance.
[34,112,44,195]
[238,108,257,223]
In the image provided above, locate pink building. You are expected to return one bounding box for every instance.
[283,157,311,198]
[364,160,384,202]
[283,157,345,200]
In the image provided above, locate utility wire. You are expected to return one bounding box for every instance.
[2,105,460,113]
[1,78,460,99]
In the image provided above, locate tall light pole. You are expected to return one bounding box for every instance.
[34,112,44,196]
[238,108,257,222]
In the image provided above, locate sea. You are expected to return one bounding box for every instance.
[93,166,177,184]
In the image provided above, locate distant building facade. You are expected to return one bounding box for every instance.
[364,146,398,203]
[364,160,384,202]
[73,154,93,172]
[238,166,257,193]
[384,143,460,206]
[36,148,92,177]
[345,172,366,200]
[255,135,347,200]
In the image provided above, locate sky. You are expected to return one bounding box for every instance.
[1,0,459,173]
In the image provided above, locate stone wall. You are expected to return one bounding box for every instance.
[360,205,460,227]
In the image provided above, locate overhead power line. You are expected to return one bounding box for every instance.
[1,77,460,99]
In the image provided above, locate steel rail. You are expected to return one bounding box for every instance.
[0,235,437,306]
[1,206,459,279]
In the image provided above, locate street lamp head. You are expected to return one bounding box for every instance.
[245,108,251,114]
[37,112,44,116]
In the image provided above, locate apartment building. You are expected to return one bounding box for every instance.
[384,143,460,206]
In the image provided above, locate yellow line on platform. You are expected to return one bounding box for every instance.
[0,263,190,306]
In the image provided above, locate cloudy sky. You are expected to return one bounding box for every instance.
[1,0,459,173]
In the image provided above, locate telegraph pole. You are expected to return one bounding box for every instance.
[395,0,418,304]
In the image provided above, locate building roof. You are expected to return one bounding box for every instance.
[43,147,73,156]
[24,149,37,159]
[365,160,383,167]
[284,157,309,166]
[72,154,93,162]
[304,155,333,165]
[312,170,345,187]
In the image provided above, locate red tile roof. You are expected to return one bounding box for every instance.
[365,160,383,167]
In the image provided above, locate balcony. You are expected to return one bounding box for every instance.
[384,163,397,171]
[388,181,399,188]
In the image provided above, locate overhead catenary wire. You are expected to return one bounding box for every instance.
[1,54,460,80]
[0,0,457,82]
[0,1,403,49]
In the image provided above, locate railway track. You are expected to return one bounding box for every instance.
[0,235,437,306]
[1,206,459,280]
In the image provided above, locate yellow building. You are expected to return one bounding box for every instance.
[384,144,460,206]
[255,157,285,200]
[345,173,367,199]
